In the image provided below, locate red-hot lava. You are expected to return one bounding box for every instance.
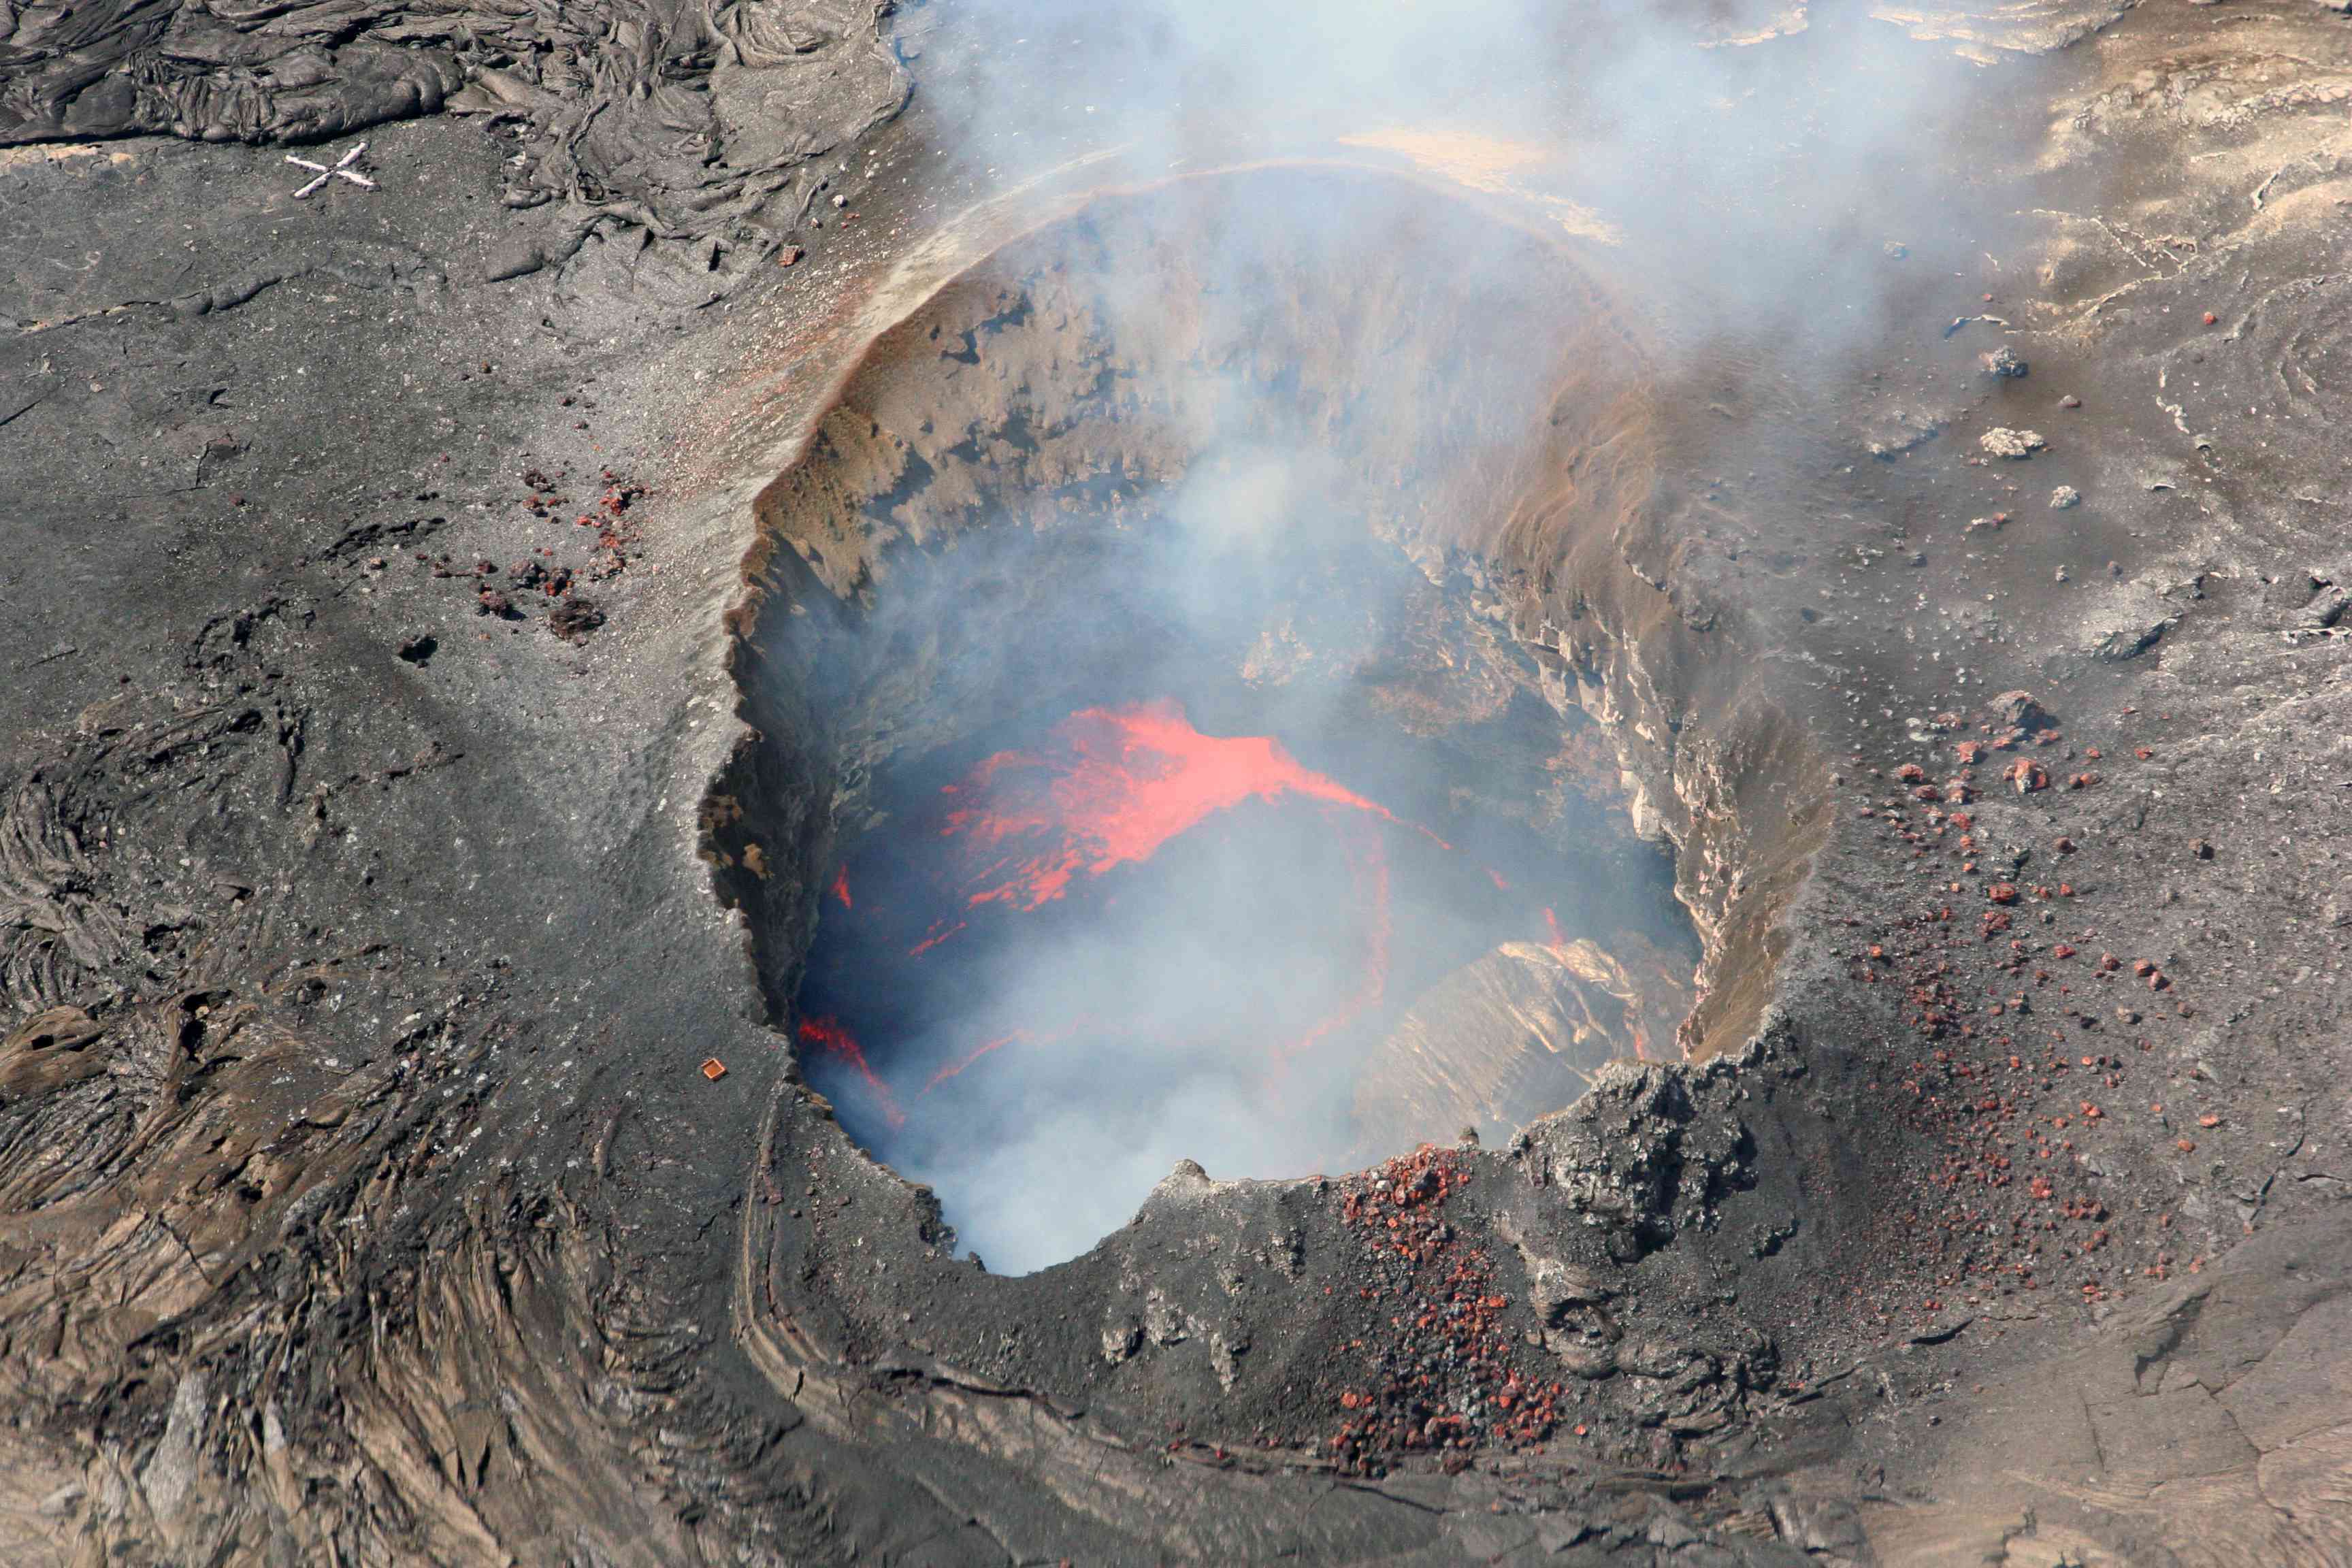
[797,1015,904,1126]
[922,700,1418,1072]
[939,700,1424,911]
[922,1030,1023,1092]
[804,699,1648,1118]
[908,919,964,958]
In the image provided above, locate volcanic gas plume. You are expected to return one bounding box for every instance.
[752,174,1705,1273]
[796,693,1678,1272]
[936,700,1423,1066]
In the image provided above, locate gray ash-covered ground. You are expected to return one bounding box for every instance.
[3,1,2351,1565]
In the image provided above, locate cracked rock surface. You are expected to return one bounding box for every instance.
[1,2,2349,1565]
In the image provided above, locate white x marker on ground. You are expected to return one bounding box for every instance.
[286,142,378,199]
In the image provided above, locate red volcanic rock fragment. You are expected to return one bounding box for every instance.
[2132,960,2155,977]
[1988,884,2019,905]
[1955,740,1982,764]
[1899,764,1927,783]
[2004,760,2049,794]
[2054,837,2076,854]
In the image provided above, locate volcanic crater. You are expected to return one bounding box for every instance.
[710,168,1820,1271]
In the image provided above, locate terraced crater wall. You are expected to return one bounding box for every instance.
[709,166,1830,1111]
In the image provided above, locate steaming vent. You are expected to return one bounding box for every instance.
[726,169,1697,1273]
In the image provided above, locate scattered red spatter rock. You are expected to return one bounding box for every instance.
[1321,1147,1567,1475]
[2198,1115,2221,1129]
[2135,747,2154,760]
[2132,960,2155,977]
[583,471,649,581]
[1825,674,2215,1330]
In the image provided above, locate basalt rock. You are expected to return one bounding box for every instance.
[1512,1057,1756,1260]
[0,0,908,259]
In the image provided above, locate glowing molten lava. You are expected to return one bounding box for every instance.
[797,1015,904,1126]
[802,699,1650,1132]
[940,700,1410,911]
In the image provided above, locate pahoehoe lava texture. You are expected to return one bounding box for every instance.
[0,0,905,276]
[7,1,2352,1562]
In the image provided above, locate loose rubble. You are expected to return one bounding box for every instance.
[1980,427,2046,459]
